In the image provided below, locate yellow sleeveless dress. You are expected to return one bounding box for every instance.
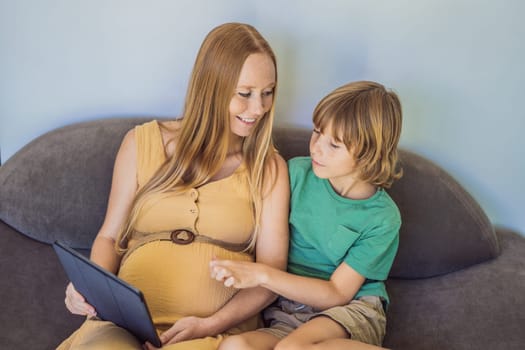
[57,120,258,350]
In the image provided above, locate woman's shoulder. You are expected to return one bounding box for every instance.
[136,119,180,136]
[269,151,288,168]
[158,119,182,133]
[261,151,288,182]
[135,119,181,157]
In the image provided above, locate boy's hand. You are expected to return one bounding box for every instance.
[209,259,267,289]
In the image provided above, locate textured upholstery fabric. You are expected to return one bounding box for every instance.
[387,150,499,278]
[0,118,150,249]
[384,228,525,349]
[0,220,86,349]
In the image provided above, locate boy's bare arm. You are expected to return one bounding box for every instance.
[210,259,365,310]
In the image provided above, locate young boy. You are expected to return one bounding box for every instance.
[210,81,403,350]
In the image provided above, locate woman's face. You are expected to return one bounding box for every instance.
[229,53,276,138]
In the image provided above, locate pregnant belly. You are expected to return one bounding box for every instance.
[118,240,253,326]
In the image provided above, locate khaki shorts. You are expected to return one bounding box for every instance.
[259,296,386,346]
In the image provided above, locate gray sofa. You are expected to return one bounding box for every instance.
[1,118,524,350]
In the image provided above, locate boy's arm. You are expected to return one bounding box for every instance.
[210,259,364,310]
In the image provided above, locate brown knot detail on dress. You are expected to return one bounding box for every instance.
[170,229,195,245]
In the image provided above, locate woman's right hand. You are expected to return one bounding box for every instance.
[64,282,96,317]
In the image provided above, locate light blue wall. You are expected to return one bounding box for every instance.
[1,1,524,236]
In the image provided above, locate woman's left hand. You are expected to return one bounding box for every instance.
[143,316,213,349]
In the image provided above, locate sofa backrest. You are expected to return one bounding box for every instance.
[0,118,499,278]
[0,118,151,248]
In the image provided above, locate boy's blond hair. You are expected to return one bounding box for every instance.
[313,81,402,188]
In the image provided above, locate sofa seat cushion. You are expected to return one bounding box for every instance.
[0,219,86,348]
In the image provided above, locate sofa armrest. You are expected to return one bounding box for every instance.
[0,220,87,348]
[383,227,525,350]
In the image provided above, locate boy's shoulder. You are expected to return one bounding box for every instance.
[287,157,313,185]
[287,156,312,170]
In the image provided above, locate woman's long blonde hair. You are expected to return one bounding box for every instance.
[116,23,278,252]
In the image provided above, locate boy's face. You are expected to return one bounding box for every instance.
[309,125,358,184]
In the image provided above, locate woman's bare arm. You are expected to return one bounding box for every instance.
[206,153,290,328]
[64,129,138,315]
[89,129,138,271]
[158,154,290,345]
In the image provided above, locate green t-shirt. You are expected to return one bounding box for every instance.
[288,157,401,305]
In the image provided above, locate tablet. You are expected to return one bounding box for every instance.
[53,241,161,347]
